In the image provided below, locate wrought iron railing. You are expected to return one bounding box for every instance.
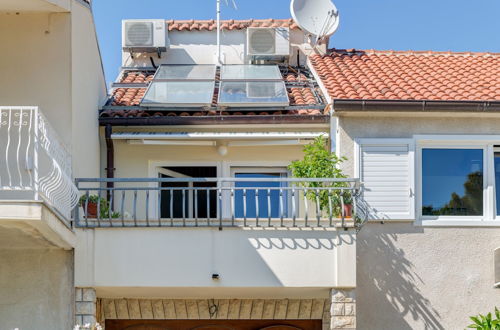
[74,178,365,228]
[0,107,78,223]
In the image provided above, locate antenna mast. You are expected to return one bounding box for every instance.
[216,0,221,65]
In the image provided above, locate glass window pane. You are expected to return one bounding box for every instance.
[422,149,483,216]
[221,65,282,80]
[155,65,216,80]
[142,81,215,106]
[234,173,288,218]
[218,81,289,107]
[495,152,500,215]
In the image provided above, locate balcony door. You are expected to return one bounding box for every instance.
[159,166,217,219]
[230,167,289,219]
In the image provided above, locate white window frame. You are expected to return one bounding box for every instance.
[415,135,500,227]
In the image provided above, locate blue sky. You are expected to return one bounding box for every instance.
[93,0,500,84]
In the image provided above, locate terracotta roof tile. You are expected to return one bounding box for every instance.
[310,49,500,101]
[166,19,298,31]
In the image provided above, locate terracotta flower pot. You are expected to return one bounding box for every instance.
[82,201,98,218]
[343,204,353,218]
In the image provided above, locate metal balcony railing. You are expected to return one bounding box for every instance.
[0,107,78,223]
[74,177,365,228]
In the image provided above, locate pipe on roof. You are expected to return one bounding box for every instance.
[332,99,500,113]
[105,125,115,203]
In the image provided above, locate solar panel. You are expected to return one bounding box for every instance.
[141,81,215,107]
[220,65,282,81]
[218,81,289,107]
[154,65,216,80]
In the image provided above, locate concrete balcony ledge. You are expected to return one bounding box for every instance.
[0,200,76,249]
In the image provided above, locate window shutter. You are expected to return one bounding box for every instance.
[356,139,415,220]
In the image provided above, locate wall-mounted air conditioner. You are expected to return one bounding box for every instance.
[247,27,290,58]
[122,19,168,54]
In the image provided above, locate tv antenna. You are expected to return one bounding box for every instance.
[290,0,340,47]
[216,0,238,65]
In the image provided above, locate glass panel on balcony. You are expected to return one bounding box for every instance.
[218,81,289,107]
[422,148,483,216]
[220,65,282,80]
[154,65,217,80]
[141,81,215,107]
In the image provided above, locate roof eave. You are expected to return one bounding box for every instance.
[332,99,500,113]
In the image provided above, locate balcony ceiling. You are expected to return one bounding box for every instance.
[0,0,70,12]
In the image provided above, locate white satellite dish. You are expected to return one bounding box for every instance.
[290,0,340,39]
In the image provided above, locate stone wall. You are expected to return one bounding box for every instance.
[76,288,97,325]
[91,293,356,330]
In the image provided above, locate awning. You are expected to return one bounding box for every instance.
[111,131,328,146]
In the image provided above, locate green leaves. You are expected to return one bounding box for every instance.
[467,308,500,329]
[288,135,351,215]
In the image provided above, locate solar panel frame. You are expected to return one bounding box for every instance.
[153,64,217,81]
[220,65,283,81]
[141,81,216,107]
[217,81,290,107]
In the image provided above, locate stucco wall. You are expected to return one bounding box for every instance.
[71,1,107,178]
[338,113,500,329]
[0,12,72,142]
[0,249,74,330]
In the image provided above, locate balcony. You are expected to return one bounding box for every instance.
[74,177,365,228]
[0,107,78,248]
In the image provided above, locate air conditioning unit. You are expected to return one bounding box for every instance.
[247,27,290,58]
[122,19,168,53]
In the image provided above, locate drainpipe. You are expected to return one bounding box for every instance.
[105,124,115,203]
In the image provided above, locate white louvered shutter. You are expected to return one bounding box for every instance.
[357,139,415,220]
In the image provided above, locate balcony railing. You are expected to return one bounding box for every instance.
[0,107,78,223]
[74,178,366,228]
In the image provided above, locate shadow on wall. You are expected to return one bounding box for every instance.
[357,225,443,330]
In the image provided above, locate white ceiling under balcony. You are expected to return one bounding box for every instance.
[0,0,71,12]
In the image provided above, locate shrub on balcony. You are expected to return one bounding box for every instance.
[288,135,352,217]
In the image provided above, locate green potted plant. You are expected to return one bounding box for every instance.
[79,195,120,219]
[288,135,353,218]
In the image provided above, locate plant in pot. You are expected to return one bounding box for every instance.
[79,195,120,219]
[288,135,353,219]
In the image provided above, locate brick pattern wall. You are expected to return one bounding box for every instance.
[75,288,97,326]
[329,289,356,329]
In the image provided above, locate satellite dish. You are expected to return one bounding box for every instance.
[290,0,340,39]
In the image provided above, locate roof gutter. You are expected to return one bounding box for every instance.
[332,99,500,113]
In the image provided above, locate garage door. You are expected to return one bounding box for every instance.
[105,319,322,330]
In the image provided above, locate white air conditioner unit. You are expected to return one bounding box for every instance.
[122,19,168,54]
[247,27,290,58]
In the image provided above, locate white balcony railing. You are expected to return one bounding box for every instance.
[0,107,78,223]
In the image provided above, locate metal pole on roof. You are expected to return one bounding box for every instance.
[216,0,221,65]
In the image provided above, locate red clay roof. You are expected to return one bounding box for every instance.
[310,49,500,101]
[167,19,298,31]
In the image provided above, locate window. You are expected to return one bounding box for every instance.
[231,167,289,219]
[422,149,484,216]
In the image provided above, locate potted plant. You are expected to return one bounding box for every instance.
[79,194,120,219]
[288,135,353,219]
